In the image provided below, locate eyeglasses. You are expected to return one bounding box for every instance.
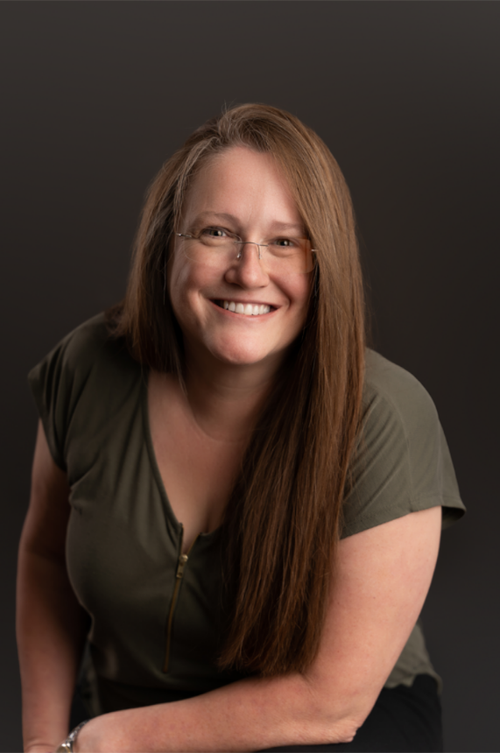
[175,227,316,275]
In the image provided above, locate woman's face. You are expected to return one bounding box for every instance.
[169,146,312,374]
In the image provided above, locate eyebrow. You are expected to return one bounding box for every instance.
[190,212,306,235]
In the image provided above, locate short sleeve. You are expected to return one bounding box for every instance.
[340,350,465,539]
[27,313,111,472]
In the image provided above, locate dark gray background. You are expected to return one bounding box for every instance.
[1,1,498,750]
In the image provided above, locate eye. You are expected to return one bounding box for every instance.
[199,226,233,239]
[269,238,300,254]
[273,237,299,248]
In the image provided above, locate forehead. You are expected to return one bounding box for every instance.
[181,146,303,228]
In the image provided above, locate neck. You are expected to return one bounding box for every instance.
[182,346,283,443]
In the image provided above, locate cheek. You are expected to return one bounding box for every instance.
[287,276,312,321]
[169,252,196,303]
[168,257,191,329]
[168,254,216,321]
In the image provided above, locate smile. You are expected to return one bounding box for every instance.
[219,300,272,316]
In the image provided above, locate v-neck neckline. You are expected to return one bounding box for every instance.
[140,368,222,543]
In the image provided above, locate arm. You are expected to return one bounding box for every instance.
[76,505,442,752]
[17,421,88,753]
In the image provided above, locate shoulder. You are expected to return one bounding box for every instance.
[57,311,112,361]
[28,312,140,470]
[362,349,439,438]
[29,312,137,390]
[340,349,465,538]
[51,312,127,371]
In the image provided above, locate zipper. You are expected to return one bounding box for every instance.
[163,526,199,673]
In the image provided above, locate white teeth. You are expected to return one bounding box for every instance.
[222,301,271,316]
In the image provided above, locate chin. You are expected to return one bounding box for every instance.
[215,351,273,367]
[210,343,281,368]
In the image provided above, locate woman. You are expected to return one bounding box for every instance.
[17,104,465,752]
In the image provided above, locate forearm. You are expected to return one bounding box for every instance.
[78,673,358,752]
[17,548,88,751]
[68,510,441,753]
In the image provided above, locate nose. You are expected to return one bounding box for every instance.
[236,241,263,262]
[224,241,270,288]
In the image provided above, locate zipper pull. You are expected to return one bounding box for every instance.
[176,553,188,578]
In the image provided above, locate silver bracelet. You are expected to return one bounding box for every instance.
[55,720,89,753]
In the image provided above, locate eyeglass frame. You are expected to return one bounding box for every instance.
[174,232,317,268]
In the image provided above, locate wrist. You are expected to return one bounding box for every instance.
[55,720,89,753]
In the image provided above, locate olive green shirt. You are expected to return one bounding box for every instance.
[28,314,465,714]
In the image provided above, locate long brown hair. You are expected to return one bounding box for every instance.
[109,104,366,676]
